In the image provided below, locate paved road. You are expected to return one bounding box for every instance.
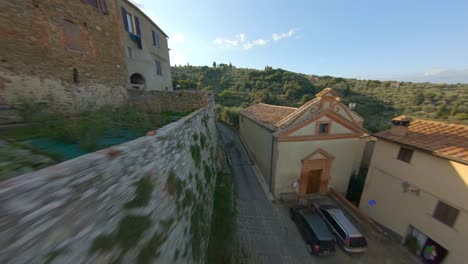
[218,123,311,264]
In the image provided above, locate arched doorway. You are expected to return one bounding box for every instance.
[299,148,335,195]
[130,73,145,90]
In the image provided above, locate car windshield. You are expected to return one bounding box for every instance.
[349,236,367,247]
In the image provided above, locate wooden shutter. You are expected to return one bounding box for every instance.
[152,30,156,46]
[155,32,159,48]
[121,7,128,31]
[63,20,82,51]
[98,0,108,14]
[135,16,141,36]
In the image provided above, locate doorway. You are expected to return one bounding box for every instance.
[306,170,322,193]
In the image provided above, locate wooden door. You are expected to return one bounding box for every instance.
[306,170,322,193]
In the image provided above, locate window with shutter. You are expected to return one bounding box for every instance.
[433,201,459,227]
[155,60,162,75]
[83,0,108,13]
[84,0,99,8]
[153,31,160,48]
[126,13,135,34]
[134,16,141,36]
[397,147,413,163]
[63,20,82,52]
[152,30,160,47]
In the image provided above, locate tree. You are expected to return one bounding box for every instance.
[343,86,351,97]
[213,61,216,68]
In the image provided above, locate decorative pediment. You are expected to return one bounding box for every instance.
[302,148,335,161]
[275,109,367,138]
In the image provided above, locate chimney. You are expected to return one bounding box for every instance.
[390,115,412,136]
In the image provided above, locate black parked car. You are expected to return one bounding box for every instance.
[290,204,336,255]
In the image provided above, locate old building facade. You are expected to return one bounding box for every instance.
[0,0,128,119]
[360,117,468,264]
[239,88,369,197]
[118,0,173,91]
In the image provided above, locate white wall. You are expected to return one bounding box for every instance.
[239,115,274,186]
[360,140,468,264]
[274,137,363,195]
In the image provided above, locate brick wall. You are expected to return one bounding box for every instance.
[0,101,219,264]
[0,0,127,112]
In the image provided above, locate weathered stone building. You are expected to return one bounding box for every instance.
[119,0,173,91]
[0,0,128,118]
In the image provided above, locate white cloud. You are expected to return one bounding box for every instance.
[243,38,269,50]
[272,29,297,41]
[423,69,449,76]
[214,28,298,50]
[171,33,185,44]
[214,34,246,48]
[169,49,187,66]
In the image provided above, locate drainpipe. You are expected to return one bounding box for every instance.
[269,135,275,193]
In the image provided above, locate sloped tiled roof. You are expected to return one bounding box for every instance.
[240,103,297,130]
[374,118,468,164]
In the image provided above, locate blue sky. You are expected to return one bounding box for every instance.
[131,0,468,83]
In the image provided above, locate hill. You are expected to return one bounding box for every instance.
[171,64,468,132]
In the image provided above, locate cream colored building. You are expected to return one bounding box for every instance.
[239,88,369,197]
[360,116,468,264]
[119,0,173,91]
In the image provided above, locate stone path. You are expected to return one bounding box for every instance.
[218,123,311,264]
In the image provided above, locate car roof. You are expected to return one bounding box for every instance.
[322,208,362,237]
[298,208,334,240]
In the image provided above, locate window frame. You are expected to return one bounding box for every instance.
[155,60,162,76]
[317,121,330,135]
[63,20,82,52]
[83,0,108,13]
[433,200,459,228]
[127,47,133,58]
[152,30,160,48]
[397,147,413,163]
[126,12,136,34]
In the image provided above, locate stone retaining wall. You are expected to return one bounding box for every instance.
[0,100,219,264]
[128,90,210,113]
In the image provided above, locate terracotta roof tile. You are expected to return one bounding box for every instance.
[375,118,468,164]
[240,103,297,130]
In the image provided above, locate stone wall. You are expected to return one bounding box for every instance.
[0,0,128,115]
[0,101,219,263]
[129,90,210,113]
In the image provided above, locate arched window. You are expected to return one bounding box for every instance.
[130,73,145,90]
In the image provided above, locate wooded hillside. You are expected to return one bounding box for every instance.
[172,64,468,132]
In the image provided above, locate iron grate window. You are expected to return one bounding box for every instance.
[433,201,459,227]
[318,123,330,135]
[397,147,413,163]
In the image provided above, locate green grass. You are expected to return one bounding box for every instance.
[206,172,236,263]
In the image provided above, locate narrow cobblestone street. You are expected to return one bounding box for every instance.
[219,123,311,264]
